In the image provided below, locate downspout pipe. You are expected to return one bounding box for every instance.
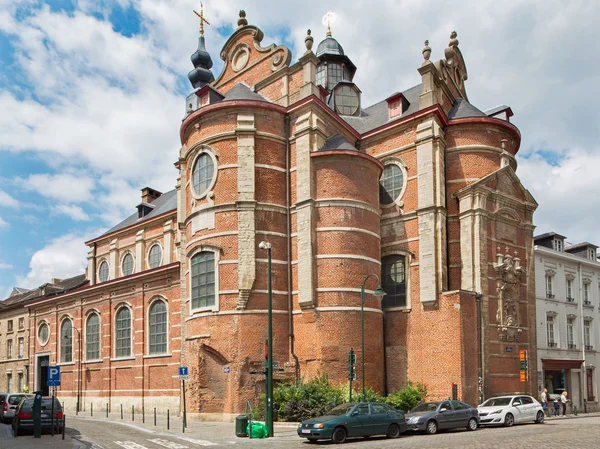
[579,262,587,412]
[284,114,300,383]
[476,292,483,404]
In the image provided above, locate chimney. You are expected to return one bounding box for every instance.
[50,278,63,284]
[141,187,162,204]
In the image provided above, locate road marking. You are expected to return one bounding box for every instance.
[91,445,105,449]
[173,435,219,446]
[148,438,189,448]
[114,442,149,449]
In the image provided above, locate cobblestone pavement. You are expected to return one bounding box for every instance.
[3,414,600,448]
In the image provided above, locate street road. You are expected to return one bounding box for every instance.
[3,414,600,448]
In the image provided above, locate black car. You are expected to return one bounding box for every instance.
[405,400,479,435]
[12,397,63,436]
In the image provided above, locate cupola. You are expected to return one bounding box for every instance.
[315,28,357,92]
[187,4,215,89]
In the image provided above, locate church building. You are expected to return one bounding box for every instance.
[22,10,538,418]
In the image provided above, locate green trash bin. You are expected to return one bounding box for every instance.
[235,415,249,437]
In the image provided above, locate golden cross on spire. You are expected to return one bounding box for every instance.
[193,2,210,35]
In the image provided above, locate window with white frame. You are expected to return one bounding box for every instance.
[547,315,556,347]
[192,152,215,197]
[7,339,12,359]
[554,239,564,251]
[589,249,596,260]
[98,260,109,283]
[122,253,134,277]
[7,374,12,393]
[60,319,73,363]
[546,275,554,298]
[86,313,101,361]
[567,318,575,348]
[18,337,24,358]
[115,307,132,358]
[18,317,24,330]
[149,300,168,355]
[584,320,592,349]
[7,320,13,332]
[38,322,49,346]
[379,163,406,205]
[566,278,573,300]
[191,252,216,310]
[584,283,590,304]
[148,244,162,269]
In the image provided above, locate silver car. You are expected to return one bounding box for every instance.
[1,393,34,422]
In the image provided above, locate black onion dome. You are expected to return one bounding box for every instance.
[316,35,344,57]
[188,35,215,89]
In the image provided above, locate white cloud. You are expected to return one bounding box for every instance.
[14,232,91,288]
[0,189,19,208]
[55,204,91,221]
[0,261,12,269]
[0,216,8,229]
[14,173,95,203]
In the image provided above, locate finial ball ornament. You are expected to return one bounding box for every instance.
[305,29,314,52]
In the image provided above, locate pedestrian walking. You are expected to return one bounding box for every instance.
[553,398,560,417]
[561,391,569,416]
[541,388,549,417]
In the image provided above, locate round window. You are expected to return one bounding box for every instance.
[379,164,405,205]
[192,152,215,197]
[122,253,134,276]
[334,85,359,116]
[98,261,109,283]
[38,322,50,346]
[148,244,162,269]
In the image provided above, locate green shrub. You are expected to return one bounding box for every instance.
[384,382,427,412]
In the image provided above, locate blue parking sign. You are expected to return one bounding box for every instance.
[179,366,188,380]
[47,366,61,387]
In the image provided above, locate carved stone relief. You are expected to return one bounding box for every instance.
[494,246,526,341]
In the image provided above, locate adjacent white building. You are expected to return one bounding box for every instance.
[535,232,600,412]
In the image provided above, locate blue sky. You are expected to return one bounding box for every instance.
[1,0,599,296]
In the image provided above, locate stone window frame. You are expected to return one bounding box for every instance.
[59,316,74,364]
[17,336,24,359]
[147,296,170,356]
[189,145,218,200]
[84,310,102,362]
[566,315,576,348]
[380,249,412,311]
[187,244,221,314]
[120,251,135,277]
[379,158,408,209]
[584,318,593,348]
[113,303,134,360]
[147,242,163,270]
[18,317,24,330]
[6,338,12,359]
[37,320,50,347]
[546,312,558,348]
[545,269,556,298]
[97,259,110,283]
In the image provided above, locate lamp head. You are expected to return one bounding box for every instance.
[259,241,271,250]
[374,287,386,299]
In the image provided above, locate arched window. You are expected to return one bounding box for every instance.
[60,319,73,363]
[191,251,215,310]
[382,255,407,308]
[148,244,162,269]
[379,164,405,205]
[98,261,109,283]
[122,253,134,276]
[115,307,132,358]
[149,300,168,355]
[86,313,101,361]
[192,152,215,197]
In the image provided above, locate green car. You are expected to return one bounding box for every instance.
[297,402,407,444]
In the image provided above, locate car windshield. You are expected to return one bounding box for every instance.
[410,402,440,413]
[481,397,513,407]
[326,404,355,416]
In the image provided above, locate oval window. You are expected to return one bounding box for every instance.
[38,322,50,346]
[192,152,215,197]
[122,253,134,276]
[379,164,405,205]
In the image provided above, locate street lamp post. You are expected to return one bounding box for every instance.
[360,274,386,402]
[259,241,274,437]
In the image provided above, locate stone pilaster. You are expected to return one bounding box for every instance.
[109,239,118,280]
[298,53,321,100]
[236,113,256,309]
[87,245,96,285]
[415,119,448,304]
[135,229,144,273]
[163,220,173,265]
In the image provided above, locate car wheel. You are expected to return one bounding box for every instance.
[467,418,478,431]
[535,411,545,424]
[331,427,347,444]
[387,423,401,439]
[426,420,438,435]
[504,413,514,427]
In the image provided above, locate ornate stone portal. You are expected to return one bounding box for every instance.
[494,246,526,341]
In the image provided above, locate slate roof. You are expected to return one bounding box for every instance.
[1,274,87,308]
[342,84,422,134]
[485,105,511,116]
[534,232,567,241]
[566,242,599,251]
[448,98,488,119]
[224,83,271,103]
[100,189,177,237]
[319,134,358,151]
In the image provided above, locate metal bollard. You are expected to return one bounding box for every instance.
[167,409,170,430]
[132,405,135,421]
[106,403,109,418]
[154,408,156,426]
[574,405,578,416]
[143,406,145,424]
[121,404,123,419]
[62,415,66,440]
[91,403,93,417]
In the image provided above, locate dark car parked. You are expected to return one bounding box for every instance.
[405,400,479,435]
[298,402,407,443]
[12,397,63,436]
